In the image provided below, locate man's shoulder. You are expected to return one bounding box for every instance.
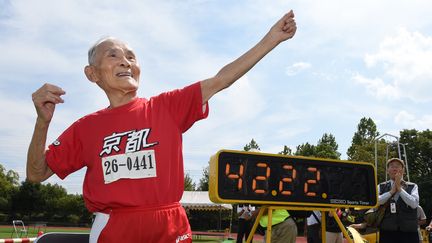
[404,181,417,187]
[151,82,202,99]
[72,106,116,126]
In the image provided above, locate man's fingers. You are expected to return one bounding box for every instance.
[33,91,64,104]
[46,92,64,104]
[287,10,294,18]
[33,83,66,102]
[42,83,66,95]
[283,22,296,32]
[282,15,296,32]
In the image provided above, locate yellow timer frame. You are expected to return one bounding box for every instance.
[209,150,378,208]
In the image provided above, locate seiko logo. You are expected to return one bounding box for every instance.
[330,199,346,204]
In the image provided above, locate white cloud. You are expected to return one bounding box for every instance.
[212,76,265,122]
[285,62,311,76]
[0,45,79,85]
[358,29,432,102]
[298,0,432,50]
[394,110,432,129]
[353,74,400,99]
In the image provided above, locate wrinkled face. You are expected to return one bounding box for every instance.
[387,161,404,180]
[89,39,141,95]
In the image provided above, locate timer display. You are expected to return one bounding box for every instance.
[209,150,377,208]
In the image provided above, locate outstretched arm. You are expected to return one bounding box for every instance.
[27,83,65,182]
[200,10,297,104]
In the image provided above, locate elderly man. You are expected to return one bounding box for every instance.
[27,10,297,243]
[378,158,419,243]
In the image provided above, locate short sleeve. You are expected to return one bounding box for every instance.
[157,81,209,133]
[45,121,85,179]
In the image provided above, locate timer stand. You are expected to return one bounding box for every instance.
[208,150,377,243]
[245,205,353,243]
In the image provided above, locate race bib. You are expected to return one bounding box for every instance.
[102,150,157,184]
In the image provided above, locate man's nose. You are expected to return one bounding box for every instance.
[119,56,131,67]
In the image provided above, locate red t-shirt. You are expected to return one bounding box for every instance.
[46,82,208,213]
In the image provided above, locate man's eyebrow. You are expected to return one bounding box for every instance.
[103,48,135,56]
[104,48,119,54]
[126,49,136,56]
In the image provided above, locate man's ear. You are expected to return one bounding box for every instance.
[84,65,98,83]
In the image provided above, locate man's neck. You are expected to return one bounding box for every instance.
[106,92,138,108]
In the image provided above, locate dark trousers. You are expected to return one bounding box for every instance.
[379,229,419,243]
[236,218,251,243]
[307,223,321,243]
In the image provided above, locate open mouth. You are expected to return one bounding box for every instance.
[116,72,133,77]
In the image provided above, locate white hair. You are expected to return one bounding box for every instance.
[87,36,117,65]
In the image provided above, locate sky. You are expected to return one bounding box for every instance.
[1,0,432,194]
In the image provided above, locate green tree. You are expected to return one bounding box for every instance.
[345,117,391,182]
[347,117,379,162]
[0,165,19,212]
[399,129,432,218]
[184,173,196,191]
[57,194,82,221]
[40,183,68,220]
[400,129,432,180]
[11,181,43,220]
[76,194,93,226]
[295,142,316,157]
[315,133,341,159]
[243,139,260,151]
[197,166,209,191]
[278,145,292,155]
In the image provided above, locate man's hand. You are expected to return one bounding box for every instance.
[267,10,297,44]
[27,83,62,183]
[394,172,403,191]
[200,10,298,103]
[32,83,65,123]
[390,172,403,194]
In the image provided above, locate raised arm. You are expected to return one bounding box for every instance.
[200,10,297,104]
[27,83,65,182]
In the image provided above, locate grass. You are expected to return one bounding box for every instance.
[1,226,263,243]
[192,236,262,243]
[0,225,90,239]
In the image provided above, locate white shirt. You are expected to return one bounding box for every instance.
[378,180,419,209]
[307,210,321,226]
[237,205,255,219]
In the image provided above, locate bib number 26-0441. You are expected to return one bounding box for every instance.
[102,150,157,184]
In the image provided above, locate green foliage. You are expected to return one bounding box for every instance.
[5,179,91,225]
[0,164,19,212]
[315,133,341,159]
[400,129,432,217]
[187,209,231,231]
[11,181,43,219]
[243,138,260,151]
[400,129,432,180]
[347,117,379,160]
[184,173,196,191]
[197,166,209,191]
[67,214,81,225]
[294,133,341,159]
[295,142,316,156]
[278,145,292,155]
[0,213,7,222]
[346,117,388,181]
